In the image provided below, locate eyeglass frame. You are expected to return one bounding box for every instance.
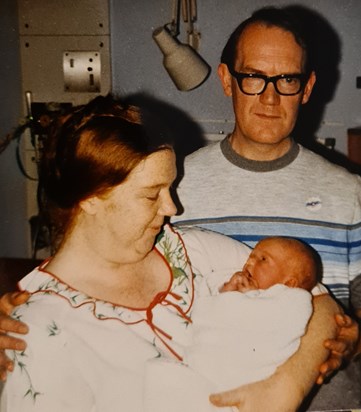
[227,66,308,96]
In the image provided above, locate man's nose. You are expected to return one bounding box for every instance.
[259,82,281,105]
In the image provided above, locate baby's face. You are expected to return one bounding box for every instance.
[242,238,290,289]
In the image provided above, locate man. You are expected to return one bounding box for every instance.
[173,6,361,411]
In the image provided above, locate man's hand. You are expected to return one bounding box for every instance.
[316,313,359,385]
[0,291,30,381]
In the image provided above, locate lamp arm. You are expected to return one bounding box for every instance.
[169,0,180,37]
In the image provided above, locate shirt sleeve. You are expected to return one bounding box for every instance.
[349,175,361,283]
[351,274,361,311]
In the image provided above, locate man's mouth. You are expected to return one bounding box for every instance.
[255,113,280,119]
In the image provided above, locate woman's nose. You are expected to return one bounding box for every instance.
[160,192,177,217]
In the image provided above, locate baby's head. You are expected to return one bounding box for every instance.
[242,236,320,291]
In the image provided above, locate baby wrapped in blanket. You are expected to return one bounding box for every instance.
[144,236,326,412]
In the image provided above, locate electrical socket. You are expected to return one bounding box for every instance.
[63,51,101,92]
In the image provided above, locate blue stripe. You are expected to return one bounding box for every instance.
[177,215,361,230]
[178,219,360,246]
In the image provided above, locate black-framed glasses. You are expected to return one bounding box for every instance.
[228,67,307,96]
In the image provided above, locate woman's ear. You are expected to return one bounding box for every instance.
[79,196,100,215]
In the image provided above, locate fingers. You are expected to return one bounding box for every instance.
[316,374,325,385]
[0,350,14,381]
[219,281,235,293]
[220,272,245,292]
[323,338,347,355]
[316,353,343,385]
[0,291,30,315]
[319,355,342,375]
[209,388,241,408]
[328,315,359,359]
[0,332,27,351]
[0,333,25,382]
[10,291,31,307]
[0,315,28,335]
[233,272,252,290]
[0,291,29,336]
[237,276,257,292]
[334,313,353,328]
[317,316,360,385]
[0,292,29,383]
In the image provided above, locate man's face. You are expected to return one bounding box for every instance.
[218,23,316,158]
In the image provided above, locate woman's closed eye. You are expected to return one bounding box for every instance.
[145,192,160,201]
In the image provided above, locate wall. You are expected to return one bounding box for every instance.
[0,0,27,257]
[111,0,361,153]
[0,0,111,258]
[17,0,112,259]
[0,0,360,257]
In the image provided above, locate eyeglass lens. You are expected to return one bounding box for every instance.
[240,76,302,95]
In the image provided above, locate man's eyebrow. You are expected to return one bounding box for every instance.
[239,66,265,74]
[239,67,301,76]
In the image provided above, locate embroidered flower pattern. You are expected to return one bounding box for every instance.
[157,227,193,292]
[47,320,60,336]
[10,225,196,405]
[11,343,42,402]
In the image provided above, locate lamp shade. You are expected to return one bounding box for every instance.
[153,26,210,91]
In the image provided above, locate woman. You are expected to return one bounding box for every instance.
[0,94,347,411]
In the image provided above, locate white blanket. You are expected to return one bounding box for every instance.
[144,284,312,412]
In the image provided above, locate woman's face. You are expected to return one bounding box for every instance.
[85,149,177,263]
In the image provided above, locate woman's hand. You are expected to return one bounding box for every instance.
[316,313,359,384]
[0,291,30,381]
[209,371,302,412]
[209,294,340,411]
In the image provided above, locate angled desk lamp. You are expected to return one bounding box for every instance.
[152,0,210,91]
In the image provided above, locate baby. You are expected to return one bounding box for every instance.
[144,237,325,412]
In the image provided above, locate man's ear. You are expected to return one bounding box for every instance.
[301,71,316,104]
[79,196,100,216]
[284,277,299,288]
[218,63,233,97]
